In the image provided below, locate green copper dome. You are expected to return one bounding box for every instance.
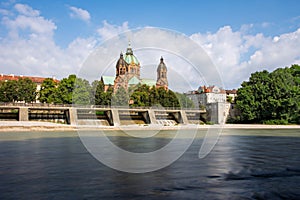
[124,54,139,65]
[124,43,139,65]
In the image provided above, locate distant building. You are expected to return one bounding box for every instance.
[186,85,227,108]
[225,89,237,102]
[185,85,234,124]
[101,43,168,92]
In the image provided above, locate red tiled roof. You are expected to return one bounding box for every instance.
[199,85,226,94]
[225,89,237,94]
[0,74,59,84]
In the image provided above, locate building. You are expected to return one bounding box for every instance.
[225,89,237,103]
[101,43,168,92]
[186,85,227,108]
[185,85,229,124]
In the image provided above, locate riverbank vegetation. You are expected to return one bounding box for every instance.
[0,74,194,108]
[236,64,300,124]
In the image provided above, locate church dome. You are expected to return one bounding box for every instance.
[157,56,167,71]
[124,43,140,65]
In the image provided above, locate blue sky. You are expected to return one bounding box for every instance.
[0,0,300,90]
[10,0,300,45]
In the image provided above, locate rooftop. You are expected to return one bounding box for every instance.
[0,74,59,84]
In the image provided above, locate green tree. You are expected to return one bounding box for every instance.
[0,80,18,102]
[176,92,195,108]
[17,78,37,103]
[90,80,99,104]
[73,78,92,105]
[103,87,113,106]
[39,78,57,103]
[129,84,150,107]
[55,74,76,104]
[236,65,300,124]
[112,87,129,106]
[94,81,105,105]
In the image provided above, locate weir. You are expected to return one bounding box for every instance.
[0,104,207,126]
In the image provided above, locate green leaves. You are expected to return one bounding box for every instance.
[0,78,36,103]
[39,78,57,103]
[236,64,300,124]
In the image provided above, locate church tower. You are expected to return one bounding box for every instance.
[124,42,140,80]
[156,56,168,90]
[114,52,128,91]
[114,42,141,91]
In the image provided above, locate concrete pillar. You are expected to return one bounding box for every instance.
[111,109,120,126]
[140,111,151,124]
[68,108,77,125]
[180,110,189,124]
[171,111,186,124]
[19,107,28,121]
[148,109,157,124]
[105,110,114,126]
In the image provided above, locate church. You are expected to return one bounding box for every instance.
[101,43,168,92]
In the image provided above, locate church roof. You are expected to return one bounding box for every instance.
[102,76,115,85]
[124,43,139,65]
[141,79,156,87]
[128,76,140,85]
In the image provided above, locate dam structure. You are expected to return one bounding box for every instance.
[0,103,207,126]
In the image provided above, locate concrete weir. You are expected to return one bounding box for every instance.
[0,104,207,126]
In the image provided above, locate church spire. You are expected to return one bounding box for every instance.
[126,40,133,55]
[156,56,168,90]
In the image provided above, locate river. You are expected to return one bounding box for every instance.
[0,129,300,199]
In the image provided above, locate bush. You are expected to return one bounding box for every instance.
[262,119,289,125]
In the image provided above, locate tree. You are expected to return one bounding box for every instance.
[94,81,105,105]
[175,92,195,108]
[112,87,129,106]
[129,84,150,107]
[73,78,92,105]
[90,80,99,104]
[17,78,37,103]
[236,65,300,124]
[39,78,57,103]
[55,74,76,104]
[0,80,18,102]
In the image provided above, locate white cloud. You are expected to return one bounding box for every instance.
[1,4,56,39]
[0,8,11,15]
[14,3,39,17]
[0,4,96,79]
[97,20,129,41]
[69,6,90,23]
[80,27,220,92]
[190,26,300,89]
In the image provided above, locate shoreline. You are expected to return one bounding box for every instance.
[0,121,300,132]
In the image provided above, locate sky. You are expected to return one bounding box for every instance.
[0,0,300,91]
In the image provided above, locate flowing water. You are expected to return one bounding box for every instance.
[0,129,300,200]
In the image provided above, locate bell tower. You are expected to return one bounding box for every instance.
[156,56,168,90]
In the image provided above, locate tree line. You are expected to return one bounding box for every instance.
[0,74,194,108]
[235,64,300,124]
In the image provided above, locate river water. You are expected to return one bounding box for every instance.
[0,129,300,200]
